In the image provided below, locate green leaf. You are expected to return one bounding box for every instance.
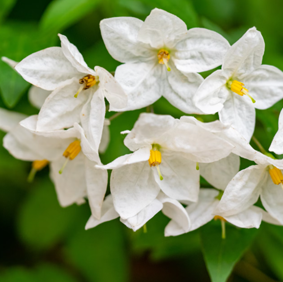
[0,0,16,23]
[65,220,129,282]
[200,221,258,282]
[17,178,80,250]
[40,0,101,32]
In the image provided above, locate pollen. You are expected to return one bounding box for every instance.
[230,80,255,103]
[74,74,99,98]
[157,49,171,71]
[269,165,283,188]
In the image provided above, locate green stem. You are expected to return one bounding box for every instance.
[252,136,267,154]
[109,112,124,121]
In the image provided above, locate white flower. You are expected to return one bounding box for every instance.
[269,108,283,154]
[0,108,27,132]
[100,8,230,113]
[194,27,283,141]
[96,113,234,220]
[3,115,107,219]
[85,192,191,237]
[14,34,127,153]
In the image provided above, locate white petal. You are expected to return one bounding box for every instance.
[121,199,162,231]
[2,56,18,68]
[138,8,187,49]
[37,78,90,131]
[242,65,283,110]
[158,195,191,237]
[100,17,153,63]
[59,34,94,75]
[270,109,283,154]
[80,88,105,154]
[15,47,81,90]
[114,62,162,111]
[99,120,110,154]
[219,93,255,142]
[95,66,127,111]
[85,195,119,230]
[154,151,199,202]
[163,64,204,114]
[28,86,51,109]
[0,108,27,132]
[97,146,150,170]
[223,27,264,74]
[215,165,266,217]
[193,69,230,114]
[261,209,282,226]
[199,153,240,190]
[50,153,87,207]
[261,176,283,225]
[85,158,108,219]
[174,28,230,73]
[185,188,219,231]
[111,161,160,219]
[224,206,262,228]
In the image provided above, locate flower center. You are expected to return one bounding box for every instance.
[59,140,81,174]
[148,144,163,180]
[227,80,255,103]
[27,159,49,182]
[157,49,171,71]
[74,74,99,98]
[268,165,283,189]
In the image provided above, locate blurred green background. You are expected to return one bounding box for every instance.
[1,0,283,281]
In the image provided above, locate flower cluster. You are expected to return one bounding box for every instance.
[2,8,283,237]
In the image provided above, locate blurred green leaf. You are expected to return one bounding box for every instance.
[17,178,79,250]
[0,0,16,23]
[200,221,258,282]
[40,0,101,32]
[65,220,129,282]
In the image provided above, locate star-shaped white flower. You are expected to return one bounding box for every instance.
[96,113,234,220]
[13,34,127,153]
[100,8,230,113]
[85,192,191,237]
[3,114,107,219]
[194,27,283,141]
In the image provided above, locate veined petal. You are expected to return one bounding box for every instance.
[219,93,255,142]
[85,158,108,219]
[224,206,263,228]
[215,165,265,217]
[138,8,187,49]
[174,28,230,73]
[261,176,283,225]
[199,153,240,190]
[121,199,162,231]
[95,66,127,111]
[261,209,282,226]
[154,151,199,202]
[163,63,204,114]
[15,47,81,90]
[114,62,162,111]
[270,109,283,154]
[59,34,95,75]
[96,146,151,170]
[100,17,153,63]
[50,153,87,207]
[193,69,230,114]
[37,78,90,131]
[85,195,119,230]
[241,65,283,110]
[185,189,219,232]
[111,161,160,219]
[28,86,51,109]
[0,108,27,132]
[223,27,264,75]
[99,119,110,154]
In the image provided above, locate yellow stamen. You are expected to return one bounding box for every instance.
[214,215,226,239]
[148,147,163,180]
[74,74,98,98]
[230,80,255,103]
[157,49,171,71]
[268,165,283,188]
[27,159,49,183]
[59,140,81,174]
